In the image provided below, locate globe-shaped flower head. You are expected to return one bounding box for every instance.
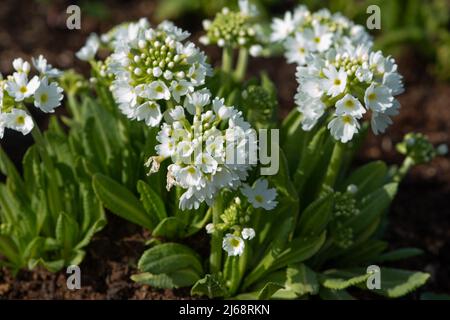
[147,90,256,210]
[295,43,404,143]
[108,20,212,127]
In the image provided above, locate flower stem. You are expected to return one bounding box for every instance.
[233,47,248,82]
[393,156,415,182]
[221,46,234,74]
[209,197,223,274]
[321,141,346,193]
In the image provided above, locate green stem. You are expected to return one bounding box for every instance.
[321,141,346,193]
[229,248,248,296]
[221,46,234,73]
[394,156,415,182]
[209,197,223,274]
[233,47,248,82]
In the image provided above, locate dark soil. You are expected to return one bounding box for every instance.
[0,0,449,299]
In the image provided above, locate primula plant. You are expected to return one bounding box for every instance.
[0,1,447,300]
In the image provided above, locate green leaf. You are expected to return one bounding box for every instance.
[137,180,167,222]
[286,264,319,296]
[319,287,355,300]
[152,217,183,239]
[340,161,388,198]
[191,274,228,298]
[56,212,80,260]
[331,267,430,298]
[293,127,328,194]
[244,232,325,289]
[92,174,155,230]
[257,282,285,300]
[373,248,424,263]
[137,243,203,275]
[344,183,398,235]
[131,269,201,289]
[296,193,333,237]
[376,268,430,298]
[0,235,22,268]
[321,270,371,290]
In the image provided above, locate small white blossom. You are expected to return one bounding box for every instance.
[241,178,278,210]
[222,234,245,256]
[76,33,100,61]
[4,109,34,135]
[33,77,63,113]
[241,228,255,240]
[32,55,61,78]
[6,73,40,102]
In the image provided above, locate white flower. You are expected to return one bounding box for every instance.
[222,234,245,256]
[249,44,263,57]
[241,228,255,240]
[241,178,278,210]
[169,105,185,121]
[272,6,372,65]
[4,109,34,135]
[107,22,211,126]
[76,33,100,61]
[12,58,30,74]
[146,81,171,100]
[295,93,325,130]
[284,34,311,65]
[0,113,6,139]
[6,73,40,102]
[205,223,215,234]
[32,55,61,78]
[270,12,296,42]
[135,101,163,127]
[239,0,258,17]
[184,89,211,115]
[170,80,191,103]
[33,77,63,113]
[151,92,255,210]
[370,100,400,135]
[364,83,394,112]
[328,114,360,143]
[303,24,333,52]
[335,94,365,118]
[322,65,347,97]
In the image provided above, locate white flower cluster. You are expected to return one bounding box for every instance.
[295,43,404,143]
[0,56,63,138]
[200,0,264,57]
[76,19,212,127]
[148,90,256,210]
[109,20,211,127]
[271,6,371,65]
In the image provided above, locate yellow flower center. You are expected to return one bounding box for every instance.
[230,238,240,248]
[40,93,48,104]
[334,79,341,86]
[187,167,196,174]
[255,195,264,203]
[16,116,25,125]
[345,99,354,108]
[19,86,27,94]
[155,86,164,93]
[368,93,376,101]
[342,115,352,124]
[314,37,320,43]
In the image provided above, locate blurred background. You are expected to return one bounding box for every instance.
[0,0,449,298]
